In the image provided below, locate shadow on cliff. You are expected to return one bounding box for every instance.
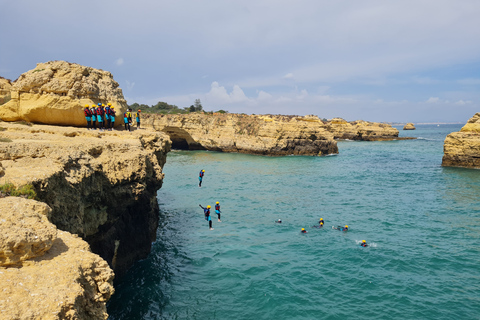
[33,237,69,263]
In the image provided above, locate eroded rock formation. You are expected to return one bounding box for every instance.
[0,61,127,126]
[326,118,400,140]
[0,122,170,276]
[143,113,338,156]
[442,113,480,168]
[0,197,114,320]
[403,123,416,130]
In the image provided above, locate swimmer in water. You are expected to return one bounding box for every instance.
[360,240,368,247]
[275,219,282,223]
[333,225,348,231]
[319,218,324,227]
[301,228,307,233]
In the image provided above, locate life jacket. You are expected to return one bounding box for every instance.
[111,110,116,116]
[204,208,210,216]
[215,204,220,211]
[135,112,140,118]
[98,108,105,116]
[199,171,204,177]
[84,108,91,117]
[105,107,111,115]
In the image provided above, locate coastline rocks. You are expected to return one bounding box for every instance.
[0,122,170,276]
[403,123,416,130]
[143,113,338,156]
[0,77,12,105]
[0,197,56,266]
[0,61,127,127]
[442,113,480,168]
[326,118,400,140]
[0,197,114,320]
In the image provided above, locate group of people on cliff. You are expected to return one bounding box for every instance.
[83,104,142,131]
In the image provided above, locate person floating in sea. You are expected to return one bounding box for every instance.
[199,169,205,187]
[301,228,307,233]
[199,204,213,230]
[313,218,325,228]
[135,109,141,129]
[333,225,348,232]
[360,240,368,247]
[91,105,97,130]
[124,109,131,131]
[275,219,282,223]
[84,104,92,130]
[215,201,221,222]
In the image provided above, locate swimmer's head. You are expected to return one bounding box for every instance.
[278,219,281,222]
[301,228,305,231]
[216,202,219,204]
[320,218,323,221]
[345,225,348,229]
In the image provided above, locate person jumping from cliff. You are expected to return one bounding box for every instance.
[135,109,141,129]
[199,169,205,187]
[215,201,221,222]
[84,104,92,130]
[91,105,97,129]
[199,204,213,230]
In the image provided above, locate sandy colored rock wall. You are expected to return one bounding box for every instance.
[326,118,400,140]
[403,123,416,130]
[0,122,170,276]
[0,61,127,127]
[0,197,114,320]
[143,113,338,156]
[442,113,480,168]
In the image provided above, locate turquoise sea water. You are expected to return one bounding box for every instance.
[108,124,480,320]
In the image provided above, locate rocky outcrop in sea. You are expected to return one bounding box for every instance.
[403,123,416,130]
[442,113,480,168]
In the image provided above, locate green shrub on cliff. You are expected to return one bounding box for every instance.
[0,183,37,200]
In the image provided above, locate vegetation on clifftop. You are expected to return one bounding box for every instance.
[0,183,37,199]
[128,99,228,115]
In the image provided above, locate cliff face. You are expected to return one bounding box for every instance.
[0,197,114,320]
[442,113,480,168]
[326,118,400,140]
[0,122,170,276]
[0,61,127,126]
[143,113,338,156]
[0,77,12,105]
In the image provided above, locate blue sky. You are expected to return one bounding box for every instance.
[1,0,479,122]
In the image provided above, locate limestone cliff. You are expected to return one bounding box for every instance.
[0,77,12,105]
[143,113,338,156]
[0,197,114,320]
[326,118,400,140]
[0,122,170,276]
[0,61,127,126]
[442,113,480,168]
[403,123,416,130]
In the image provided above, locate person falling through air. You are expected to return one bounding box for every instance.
[199,169,205,187]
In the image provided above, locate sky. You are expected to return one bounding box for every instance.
[1,0,480,122]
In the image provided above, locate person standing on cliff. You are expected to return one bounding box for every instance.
[199,169,205,187]
[91,105,97,129]
[84,104,92,130]
[215,201,221,222]
[135,109,141,129]
[124,109,131,131]
[199,204,213,230]
[105,103,112,130]
[96,103,104,131]
[110,106,116,130]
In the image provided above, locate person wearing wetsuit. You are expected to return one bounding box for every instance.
[275,219,282,223]
[301,228,307,233]
[124,109,131,131]
[215,201,221,222]
[199,204,213,230]
[319,218,324,227]
[334,225,348,231]
[105,103,112,130]
[96,103,104,130]
[91,105,97,129]
[199,169,205,187]
[360,240,368,247]
[84,104,92,130]
[110,106,116,130]
[135,110,141,129]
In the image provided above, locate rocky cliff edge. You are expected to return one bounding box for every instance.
[0,197,114,320]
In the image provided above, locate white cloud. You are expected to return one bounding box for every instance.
[455,100,472,105]
[426,97,440,103]
[125,80,135,90]
[283,73,294,80]
[115,58,124,66]
[205,82,250,104]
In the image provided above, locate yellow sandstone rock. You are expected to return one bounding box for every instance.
[403,123,416,130]
[442,113,480,168]
[0,61,127,126]
[0,197,114,320]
